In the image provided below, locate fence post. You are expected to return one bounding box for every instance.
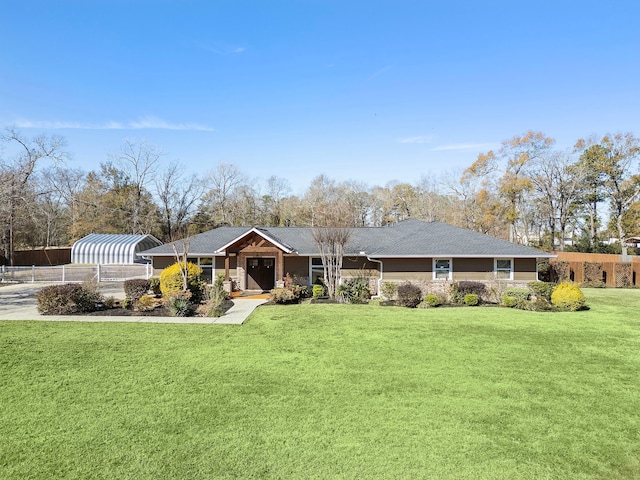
[97,264,101,283]
[1,265,4,282]
[32,265,35,283]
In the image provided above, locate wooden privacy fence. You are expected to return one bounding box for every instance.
[550,252,640,287]
[0,264,152,283]
[11,248,72,266]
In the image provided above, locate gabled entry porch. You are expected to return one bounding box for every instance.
[218,228,294,293]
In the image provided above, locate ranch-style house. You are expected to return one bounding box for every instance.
[139,219,554,294]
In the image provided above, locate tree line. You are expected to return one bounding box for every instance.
[1,128,640,265]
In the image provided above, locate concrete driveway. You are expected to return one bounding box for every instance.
[0,282,126,320]
[0,282,263,324]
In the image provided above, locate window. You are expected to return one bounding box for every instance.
[310,257,324,284]
[433,259,452,280]
[495,258,513,280]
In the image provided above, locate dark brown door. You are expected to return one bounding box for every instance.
[247,258,275,291]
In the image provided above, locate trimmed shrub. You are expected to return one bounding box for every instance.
[136,294,157,312]
[36,283,104,315]
[149,277,161,295]
[502,287,530,307]
[464,293,479,306]
[167,291,195,317]
[424,293,442,307]
[269,287,296,304]
[159,262,203,301]
[380,282,398,300]
[537,259,553,283]
[336,277,371,304]
[451,281,487,304]
[551,261,570,282]
[290,284,309,299]
[312,284,326,298]
[397,282,422,308]
[103,296,117,309]
[528,281,554,301]
[551,282,586,311]
[124,278,150,302]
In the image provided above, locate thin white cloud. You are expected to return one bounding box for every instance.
[204,43,247,55]
[398,135,433,144]
[367,65,393,81]
[13,116,214,132]
[431,143,496,151]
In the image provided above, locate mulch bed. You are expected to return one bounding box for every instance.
[78,299,235,317]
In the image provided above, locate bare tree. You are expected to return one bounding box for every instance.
[0,129,67,265]
[262,175,291,226]
[202,163,245,225]
[529,150,585,250]
[171,237,192,292]
[108,138,163,233]
[312,226,351,299]
[155,163,204,241]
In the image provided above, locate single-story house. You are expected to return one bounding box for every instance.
[139,219,554,294]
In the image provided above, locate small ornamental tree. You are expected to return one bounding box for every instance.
[312,226,351,299]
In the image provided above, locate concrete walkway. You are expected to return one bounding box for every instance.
[0,282,266,324]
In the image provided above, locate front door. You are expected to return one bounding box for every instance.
[247,257,275,291]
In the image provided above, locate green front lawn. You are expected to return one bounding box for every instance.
[1,289,639,479]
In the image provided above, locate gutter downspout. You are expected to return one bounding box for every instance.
[366,255,384,298]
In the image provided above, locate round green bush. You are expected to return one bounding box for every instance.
[528,281,554,301]
[464,293,479,306]
[551,282,586,311]
[424,294,442,307]
[312,284,326,298]
[502,287,530,306]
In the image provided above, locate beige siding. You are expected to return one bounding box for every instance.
[152,256,174,271]
[284,256,309,280]
[215,256,237,278]
[342,257,380,277]
[452,257,493,281]
[380,258,431,282]
[514,258,538,281]
[375,257,539,283]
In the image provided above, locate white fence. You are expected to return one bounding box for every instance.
[0,264,153,283]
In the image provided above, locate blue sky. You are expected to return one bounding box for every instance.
[2,0,639,193]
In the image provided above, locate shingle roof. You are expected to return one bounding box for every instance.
[140,219,552,259]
